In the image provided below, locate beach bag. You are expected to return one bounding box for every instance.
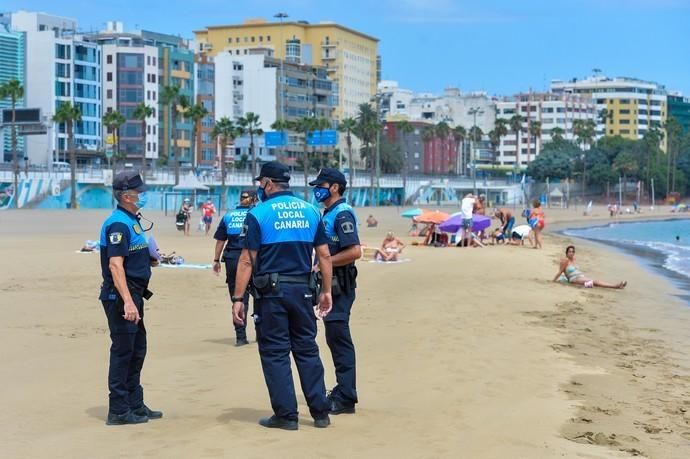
[175,211,187,231]
[521,208,530,219]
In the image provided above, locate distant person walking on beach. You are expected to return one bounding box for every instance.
[528,199,545,249]
[201,198,217,236]
[553,245,627,289]
[457,193,475,248]
[179,199,192,236]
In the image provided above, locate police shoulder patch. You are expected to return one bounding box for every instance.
[340,221,355,234]
[240,224,248,237]
[132,224,142,234]
[109,232,123,244]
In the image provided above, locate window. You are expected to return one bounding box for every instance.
[251,36,255,42]
[152,57,156,66]
[107,54,113,64]
[118,71,143,85]
[620,119,630,124]
[56,63,71,78]
[56,44,71,60]
[118,53,144,68]
[236,37,240,43]
[118,88,144,102]
[619,129,630,135]
[620,99,630,104]
[619,109,630,115]
[107,89,113,99]
[267,35,271,42]
[107,72,113,82]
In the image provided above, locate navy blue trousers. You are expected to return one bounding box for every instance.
[102,293,147,415]
[225,255,250,340]
[254,283,330,421]
[324,289,358,405]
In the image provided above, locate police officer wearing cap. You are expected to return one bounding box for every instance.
[212,190,256,346]
[232,161,334,430]
[310,168,361,415]
[99,171,162,425]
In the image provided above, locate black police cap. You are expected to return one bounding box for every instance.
[113,171,146,192]
[308,167,347,187]
[254,161,291,182]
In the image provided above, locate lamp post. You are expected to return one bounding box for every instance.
[468,106,483,196]
[274,12,288,122]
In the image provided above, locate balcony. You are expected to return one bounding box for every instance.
[321,51,335,61]
[321,40,337,48]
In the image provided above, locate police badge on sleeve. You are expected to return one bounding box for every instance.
[340,221,355,234]
[109,232,123,244]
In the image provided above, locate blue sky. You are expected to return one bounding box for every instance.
[9,0,690,96]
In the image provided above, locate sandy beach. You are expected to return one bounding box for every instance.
[1,204,690,458]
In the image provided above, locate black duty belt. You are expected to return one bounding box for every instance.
[279,274,311,284]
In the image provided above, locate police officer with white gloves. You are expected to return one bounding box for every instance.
[99,171,162,425]
[231,161,334,430]
[309,168,361,415]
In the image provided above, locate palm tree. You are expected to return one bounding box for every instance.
[452,125,467,175]
[355,103,379,203]
[132,103,155,181]
[397,120,414,199]
[270,118,291,162]
[509,114,525,166]
[573,119,596,194]
[550,126,565,143]
[237,112,263,177]
[160,85,183,184]
[338,117,358,201]
[599,108,613,132]
[186,103,209,170]
[527,120,542,163]
[53,102,82,209]
[492,118,509,166]
[0,79,24,208]
[102,110,126,167]
[211,117,240,211]
[664,117,683,192]
[293,116,317,199]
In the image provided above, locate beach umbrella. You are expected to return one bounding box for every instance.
[438,214,492,233]
[400,208,424,218]
[413,210,449,225]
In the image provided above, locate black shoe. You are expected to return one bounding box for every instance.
[258,415,298,431]
[314,415,331,428]
[329,399,356,415]
[106,410,149,425]
[235,338,249,347]
[132,405,163,420]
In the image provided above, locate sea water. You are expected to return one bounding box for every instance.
[564,219,690,281]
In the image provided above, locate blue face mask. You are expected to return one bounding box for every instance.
[134,192,148,209]
[313,186,331,203]
[256,186,267,202]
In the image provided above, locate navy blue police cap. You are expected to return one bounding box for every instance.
[113,171,146,192]
[254,161,291,182]
[309,167,347,187]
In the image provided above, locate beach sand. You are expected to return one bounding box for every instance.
[1,204,689,458]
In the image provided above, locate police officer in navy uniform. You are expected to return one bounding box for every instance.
[231,161,334,430]
[212,190,255,346]
[99,171,162,425]
[309,168,361,415]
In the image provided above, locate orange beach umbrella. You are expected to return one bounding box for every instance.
[413,210,450,225]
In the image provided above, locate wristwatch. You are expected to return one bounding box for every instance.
[231,296,244,303]
[213,259,220,263]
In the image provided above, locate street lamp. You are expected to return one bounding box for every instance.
[273,12,288,121]
[468,106,484,196]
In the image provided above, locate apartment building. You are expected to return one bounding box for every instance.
[0,17,25,162]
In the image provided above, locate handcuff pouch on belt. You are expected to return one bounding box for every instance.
[252,273,280,298]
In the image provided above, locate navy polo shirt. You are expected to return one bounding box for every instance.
[99,206,151,290]
[243,191,327,276]
[322,198,360,257]
[214,205,250,253]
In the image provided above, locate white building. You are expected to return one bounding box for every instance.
[495,92,597,168]
[551,76,667,142]
[378,80,413,119]
[11,11,102,165]
[90,21,159,163]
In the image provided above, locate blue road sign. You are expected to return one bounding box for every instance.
[307,130,338,146]
[265,131,288,147]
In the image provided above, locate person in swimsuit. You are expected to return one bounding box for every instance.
[553,245,627,289]
[376,232,405,262]
[528,199,545,249]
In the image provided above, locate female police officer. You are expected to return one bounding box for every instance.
[99,171,162,425]
[310,168,361,415]
[231,161,334,430]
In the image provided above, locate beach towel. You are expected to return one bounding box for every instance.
[158,263,212,270]
[368,258,412,264]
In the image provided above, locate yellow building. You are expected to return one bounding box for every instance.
[551,76,668,150]
[194,18,379,124]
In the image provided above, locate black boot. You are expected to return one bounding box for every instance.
[106,410,149,425]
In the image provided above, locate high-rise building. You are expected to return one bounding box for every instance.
[139,30,195,166]
[194,18,377,163]
[214,50,336,164]
[668,94,690,133]
[551,75,668,145]
[194,52,216,167]
[405,87,496,135]
[496,92,597,168]
[378,80,413,120]
[89,22,159,164]
[11,11,102,165]
[0,18,25,162]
